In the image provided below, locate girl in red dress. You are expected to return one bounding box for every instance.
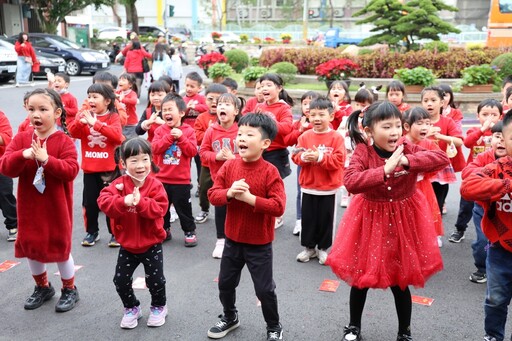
[387,80,411,113]
[327,101,449,341]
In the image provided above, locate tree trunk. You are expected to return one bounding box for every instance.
[125,3,132,26]
[131,2,138,33]
[328,0,334,28]
[111,3,122,27]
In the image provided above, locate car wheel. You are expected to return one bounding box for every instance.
[66,59,82,76]
[0,76,12,84]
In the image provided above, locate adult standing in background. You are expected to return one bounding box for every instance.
[121,39,152,98]
[14,32,37,87]
[151,43,171,82]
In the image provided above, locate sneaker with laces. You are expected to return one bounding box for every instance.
[120,305,142,329]
[207,314,240,339]
[484,336,497,341]
[470,271,487,283]
[343,325,361,341]
[437,236,443,248]
[81,232,100,246]
[267,324,283,341]
[24,283,56,310]
[293,220,301,236]
[212,238,225,259]
[195,211,209,224]
[170,206,179,222]
[274,217,283,229]
[147,305,168,327]
[448,230,465,243]
[108,235,120,247]
[318,249,328,265]
[296,248,317,263]
[7,228,17,242]
[55,286,80,312]
[164,228,172,241]
[396,333,413,341]
[185,232,198,247]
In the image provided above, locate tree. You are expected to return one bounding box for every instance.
[23,0,114,34]
[119,0,138,33]
[354,0,460,51]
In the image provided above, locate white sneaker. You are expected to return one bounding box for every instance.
[120,305,142,329]
[340,186,349,207]
[170,205,178,223]
[274,216,283,229]
[296,248,317,263]
[437,236,443,248]
[318,249,328,265]
[147,305,168,327]
[212,238,225,259]
[293,220,301,236]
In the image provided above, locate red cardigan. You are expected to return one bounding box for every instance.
[14,41,37,62]
[0,111,13,157]
[122,46,152,73]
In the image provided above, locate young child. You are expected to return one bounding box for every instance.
[0,88,80,312]
[97,138,169,329]
[460,113,512,341]
[439,84,463,130]
[450,99,502,244]
[386,80,410,113]
[505,86,512,116]
[327,101,449,341]
[168,47,183,94]
[68,83,124,247]
[135,81,171,142]
[292,96,345,264]
[152,93,198,246]
[222,77,238,95]
[116,73,139,139]
[242,80,264,115]
[352,87,376,111]
[328,80,352,130]
[47,72,78,126]
[461,121,506,284]
[199,93,241,258]
[194,83,228,225]
[0,110,18,241]
[84,71,127,127]
[207,113,285,341]
[501,75,512,113]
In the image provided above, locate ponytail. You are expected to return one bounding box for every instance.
[347,109,366,147]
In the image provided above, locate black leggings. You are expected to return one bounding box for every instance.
[432,182,449,214]
[349,286,412,335]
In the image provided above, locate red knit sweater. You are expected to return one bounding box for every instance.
[194,111,217,146]
[208,157,286,245]
[60,92,78,125]
[461,149,497,180]
[183,93,208,127]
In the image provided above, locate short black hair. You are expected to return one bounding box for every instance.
[161,93,186,112]
[309,96,334,113]
[491,121,503,134]
[55,72,70,84]
[93,71,118,89]
[478,98,503,115]
[222,77,238,91]
[502,75,512,88]
[186,71,203,85]
[504,112,512,130]
[205,83,228,96]
[238,113,277,141]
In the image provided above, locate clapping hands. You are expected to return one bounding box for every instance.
[383,145,409,175]
[22,139,48,163]
[124,186,140,207]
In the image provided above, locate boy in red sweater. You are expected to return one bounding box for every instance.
[152,93,198,246]
[461,113,512,341]
[48,73,78,126]
[207,113,285,340]
[291,97,346,264]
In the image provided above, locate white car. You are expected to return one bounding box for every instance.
[97,27,128,40]
[0,39,17,83]
[200,31,241,43]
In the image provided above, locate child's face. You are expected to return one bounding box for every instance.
[502,82,512,101]
[478,105,501,125]
[236,125,270,162]
[260,79,281,104]
[491,132,507,158]
[254,82,264,102]
[503,123,512,156]
[52,76,68,92]
[309,108,333,133]
[329,84,346,102]
[118,77,132,91]
[162,100,184,128]
[421,90,444,118]
[206,92,223,114]
[507,93,512,107]
[301,97,312,118]
[27,94,60,138]
[387,89,404,107]
[124,152,151,185]
[366,117,402,152]
[217,99,237,126]
[352,101,370,112]
[442,92,452,108]
[406,118,431,143]
[185,78,201,97]
[149,91,167,109]
[226,87,237,95]
[87,92,111,114]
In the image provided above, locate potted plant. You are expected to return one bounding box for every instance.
[242,66,268,87]
[459,64,498,93]
[211,31,222,42]
[208,62,234,83]
[315,58,360,88]
[239,33,249,43]
[393,66,436,93]
[197,52,227,77]
[280,33,292,44]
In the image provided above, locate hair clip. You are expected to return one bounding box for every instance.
[361,105,370,114]
[359,82,366,89]
[371,85,382,94]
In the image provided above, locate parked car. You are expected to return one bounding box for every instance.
[168,27,192,40]
[97,26,128,41]
[137,26,167,38]
[0,38,17,83]
[199,31,241,43]
[10,33,110,76]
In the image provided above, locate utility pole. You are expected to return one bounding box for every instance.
[303,0,309,41]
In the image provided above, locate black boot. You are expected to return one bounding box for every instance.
[24,283,55,310]
[55,286,80,312]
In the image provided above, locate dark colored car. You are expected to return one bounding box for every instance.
[12,33,110,76]
[168,27,192,40]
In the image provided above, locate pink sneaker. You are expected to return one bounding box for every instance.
[184,232,197,247]
[147,305,168,327]
[120,305,142,329]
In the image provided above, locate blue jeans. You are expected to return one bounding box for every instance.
[296,165,301,220]
[484,243,512,341]
[472,203,488,273]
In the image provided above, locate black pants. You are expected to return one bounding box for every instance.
[431,182,449,214]
[455,197,474,232]
[113,244,166,308]
[172,80,180,94]
[194,153,201,184]
[218,239,280,328]
[301,193,336,250]
[214,205,227,239]
[162,183,196,233]
[198,166,213,212]
[83,172,113,235]
[263,148,291,179]
[0,174,17,229]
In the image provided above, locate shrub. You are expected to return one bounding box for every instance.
[250,57,260,66]
[208,63,234,79]
[239,34,249,43]
[224,49,249,73]
[394,66,436,86]
[358,48,374,55]
[460,64,499,86]
[269,62,298,84]
[242,66,268,82]
[466,42,485,50]
[423,41,449,53]
[491,52,512,79]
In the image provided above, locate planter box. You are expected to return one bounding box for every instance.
[404,85,424,94]
[245,80,256,88]
[212,76,225,84]
[461,84,493,93]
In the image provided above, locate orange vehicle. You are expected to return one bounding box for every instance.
[487,0,512,47]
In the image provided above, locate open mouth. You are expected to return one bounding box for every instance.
[419,131,428,138]
[218,110,227,118]
[238,143,248,152]
[33,120,43,127]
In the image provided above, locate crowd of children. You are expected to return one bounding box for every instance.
[2,68,512,341]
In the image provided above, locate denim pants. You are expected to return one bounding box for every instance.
[484,243,512,341]
[472,203,488,273]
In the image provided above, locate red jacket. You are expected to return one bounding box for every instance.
[461,156,512,252]
[183,93,208,127]
[332,101,352,130]
[14,41,37,62]
[285,119,312,147]
[208,157,286,245]
[194,111,218,146]
[461,149,497,180]
[254,100,293,151]
[98,175,168,254]
[242,96,262,115]
[60,92,78,126]
[199,122,238,180]
[463,127,492,164]
[397,102,411,113]
[116,89,138,125]
[152,123,197,185]
[68,111,124,173]
[292,129,345,192]
[0,111,13,157]
[443,107,463,127]
[122,46,152,73]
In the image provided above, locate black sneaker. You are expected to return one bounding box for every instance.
[397,333,413,341]
[195,188,200,198]
[470,271,487,283]
[7,228,17,242]
[108,235,120,247]
[448,230,465,243]
[24,283,56,310]
[81,232,100,246]
[207,314,240,339]
[164,228,172,241]
[484,335,498,341]
[55,287,80,312]
[267,324,283,341]
[343,325,361,341]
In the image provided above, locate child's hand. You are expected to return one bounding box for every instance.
[332,100,340,112]
[80,110,97,126]
[147,112,158,125]
[384,144,404,175]
[22,148,34,160]
[481,117,494,132]
[221,147,235,160]
[302,147,319,162]
[170,128,182,139]
[428,126,441,139]
[154,115,165,125]
[227,179,249,199]
[31,139,48,163]
[187,100,197,109]
[235,188,255,203]
[124,187,140,206]
[299,116,309,132]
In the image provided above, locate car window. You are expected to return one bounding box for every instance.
[33,38,53,48]
[49,36,81,49]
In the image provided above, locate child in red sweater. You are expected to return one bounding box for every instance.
[68,83,124,247]
[386,80,411,113]
[98,138,169,329]
[0,111,18,241]
[48,72,78,127]
[152,93,198,246]
[242,80,264,115]
[116,73,139,139]
[135,80,171,142]
[0,88,80,312]
[328,80,352,130]
[439,84,463,130]
[292,96,345,265]
[207,113,285,340]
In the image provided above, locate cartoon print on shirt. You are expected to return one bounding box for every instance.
[163,141,181,165]
[87,126,107,148]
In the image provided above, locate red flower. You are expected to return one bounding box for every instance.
[315,58,360,81]
[198,52,227,70]
[211,32,222,39]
